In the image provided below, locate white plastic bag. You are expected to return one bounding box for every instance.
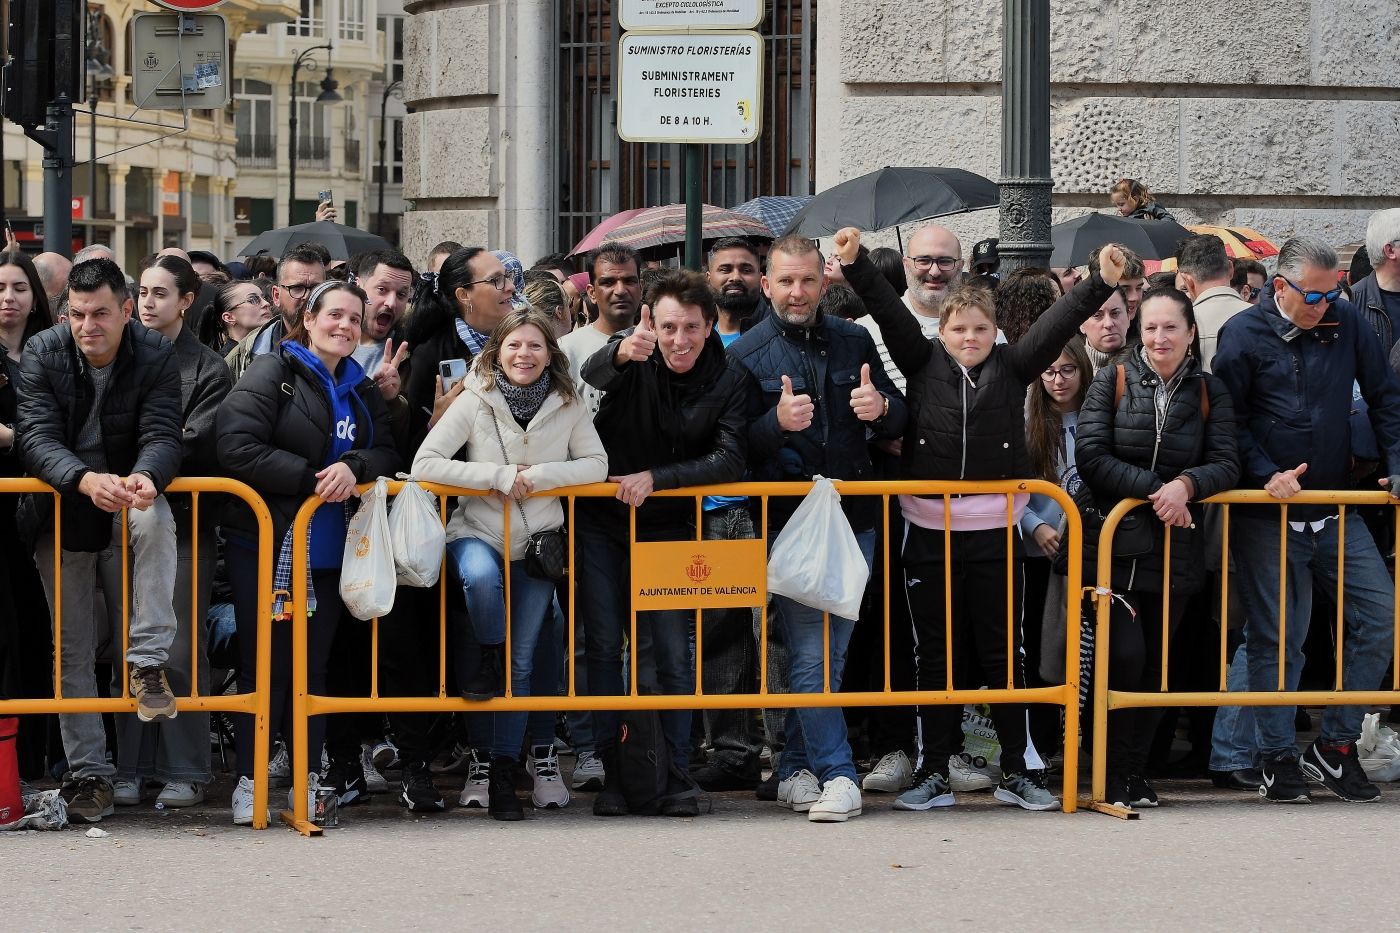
[388,479,445,587]
[1359,712,1400,782]
[339,478,397,620]
[767,476,870,620]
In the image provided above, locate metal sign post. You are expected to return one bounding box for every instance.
[131,13,230,111]
[617,31,764,270]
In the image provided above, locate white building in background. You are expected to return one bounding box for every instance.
[368,0,409,245]
[230,0,387,253]
[0,0,300,268]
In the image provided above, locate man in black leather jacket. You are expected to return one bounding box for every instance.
[578,269,751,818]
[16,258,183,823]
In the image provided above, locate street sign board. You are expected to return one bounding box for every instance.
[617,31,763,145]
[131,12,229,111]
[150,0,227,10]
[619,0,762,31]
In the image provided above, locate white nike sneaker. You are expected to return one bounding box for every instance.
[808,776,862,822]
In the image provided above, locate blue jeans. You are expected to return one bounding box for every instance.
[773,529,875,785]
[1209,641,1260,771]
[1231,512,1395,756]
[447,536,559,761]
[576,524,694,770]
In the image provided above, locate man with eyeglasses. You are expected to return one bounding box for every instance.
[1212,236,1400,805]
[1232,259,1266,303]
[856,224,962,394]
[1174,234,1250,372]
[224,244,327,382]
[1349,209,1400,356]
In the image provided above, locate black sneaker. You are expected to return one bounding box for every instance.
[1104,774,1132,808]
[1128,774,1159,808]
[754,773,780,801]
[326,757,368,807]
[399,763,446,813]
[461,644,505,702]
[1259,752,1312,803]
[689,762,759,792]
[1299,739,1381,803]
[488,756,524,821]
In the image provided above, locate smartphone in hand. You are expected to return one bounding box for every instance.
[439,358,467,393]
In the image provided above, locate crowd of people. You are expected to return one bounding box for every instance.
[2,194,1399,828]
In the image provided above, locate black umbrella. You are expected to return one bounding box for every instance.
[783,167,1000,244]
[240,220,391,262]
[1049,213,1194,268]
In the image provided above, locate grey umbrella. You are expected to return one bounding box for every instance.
[239,220,391,262]
[1048,213,1195,268]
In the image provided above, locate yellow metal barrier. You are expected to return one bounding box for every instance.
[284,478,1086,833]
[0,477,277,829]
[1089,490,1400,818]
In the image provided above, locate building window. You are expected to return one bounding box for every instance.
[371,117,404,185]
[379,15,405,84]
[288,0,324,38]
[339,0,366,42]
[234,79,277,167]
[4,161,24,212]
[192,176,212,226]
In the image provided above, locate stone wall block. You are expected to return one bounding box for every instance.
[402,14,431,104]
[1179,99,1333,196]
[404,109,494,199]
[434,6,495,98]
[838,97,998,181]
[402,210,492,264]
[1111,0,1310,86]
[1049,97,1181,195]
[1338,102,1400,196]
[1311,0,1400,87]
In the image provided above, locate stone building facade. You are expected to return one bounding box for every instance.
[399,0,1400,263]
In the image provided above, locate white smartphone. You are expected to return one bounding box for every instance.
[439,358,467,393]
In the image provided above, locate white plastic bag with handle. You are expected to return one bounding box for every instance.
[388,478,445,587]
[766,476,870,620]
[339,478,397,620]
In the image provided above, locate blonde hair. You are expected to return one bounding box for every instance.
[938,282,998,329]
[1110,178,1153,210]
[471,307,579,403]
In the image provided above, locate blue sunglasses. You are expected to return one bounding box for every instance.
[1278,276,1343,306]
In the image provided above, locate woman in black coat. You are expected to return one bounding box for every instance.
[1076,287,1239,809]
[216,281,400,825]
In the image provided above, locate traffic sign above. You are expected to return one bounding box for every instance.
[617,31,764,145]
[151,0,227,9]
[132,12,230,111]
[619,0,762,31]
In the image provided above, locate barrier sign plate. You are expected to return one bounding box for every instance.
[631,539,766,610]
[619,0,763,31]
[617,31,763,145]
[131,12,230,111]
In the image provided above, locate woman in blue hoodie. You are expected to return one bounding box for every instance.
[217,281,400,825]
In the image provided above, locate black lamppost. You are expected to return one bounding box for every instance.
[84,8,114,249]
[288,43,341,224]
[376,78,402,238]
[997,0,1053,273]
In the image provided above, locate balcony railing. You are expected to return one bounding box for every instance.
[294,135,331,171]
[344,138,362,174]
[236,133,278,169]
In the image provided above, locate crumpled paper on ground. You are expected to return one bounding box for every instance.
[0,785,68,831]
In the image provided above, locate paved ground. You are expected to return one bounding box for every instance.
[5,764,1392,931]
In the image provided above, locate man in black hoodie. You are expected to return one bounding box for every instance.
[579,269,752,817]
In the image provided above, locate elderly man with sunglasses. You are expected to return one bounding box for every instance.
[1212,237,1400,805]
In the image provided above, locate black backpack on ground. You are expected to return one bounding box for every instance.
[616,708,704,815]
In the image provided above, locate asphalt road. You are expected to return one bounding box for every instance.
[5,771,1389,931]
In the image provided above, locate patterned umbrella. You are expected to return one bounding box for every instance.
[731,195,813,237]
[1187,224,1280,259]
[569,208,649,257]
[600,203,773,251]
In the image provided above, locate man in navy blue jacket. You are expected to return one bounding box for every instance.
[1213,237,1400,804]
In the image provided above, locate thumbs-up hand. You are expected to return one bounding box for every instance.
[849,362,885,422]
[1265,462,1308,500]
[615,305,658,365]
[777,374,814,432]
[833,227,861,266]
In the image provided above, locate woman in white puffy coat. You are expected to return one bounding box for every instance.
[413,306,607,819]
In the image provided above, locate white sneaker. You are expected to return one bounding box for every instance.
[527,744,571,809]
[808,776,862,822]
[232,775,256,825]
[777,769,822,812]
[369,738,400,773]
[571,750,605,791]
[113,779,142,807]
[361,744,389,794]
[862,751,914,793]
[949,754,999,793]
[268,745,291,787]
[156,781,205,808]
[458,750,490,808]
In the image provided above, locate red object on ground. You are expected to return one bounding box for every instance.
[0,717,20,826]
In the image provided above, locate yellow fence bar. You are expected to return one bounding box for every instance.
[285,478,1087,834]
[1090,489,1400,818]
[0,477,277,830]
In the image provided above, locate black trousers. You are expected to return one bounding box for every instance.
[903,523,1032,777]
[1102,590,1186,779]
